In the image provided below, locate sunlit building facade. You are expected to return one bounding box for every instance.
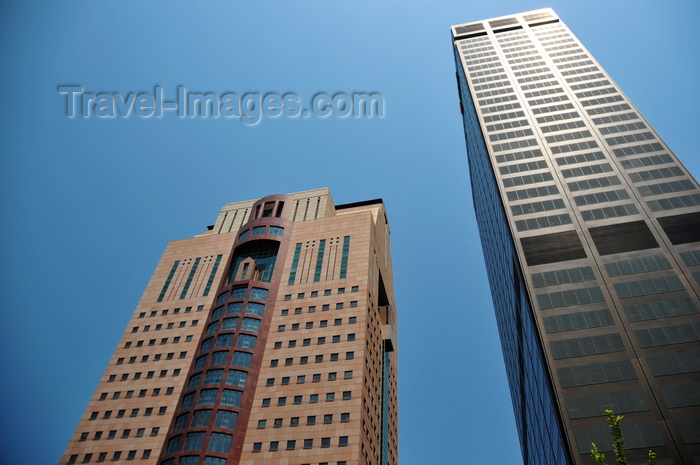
[452,9,700,465]
[60,188,398,465]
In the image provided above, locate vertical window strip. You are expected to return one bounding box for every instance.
[202,255,223,296]
[180,258,201,299]
[158,261,180,302]
[340,236,351,279]
[314,240,326,282]
[288,243,302,285]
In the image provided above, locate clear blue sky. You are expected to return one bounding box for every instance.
[1,1,698,464]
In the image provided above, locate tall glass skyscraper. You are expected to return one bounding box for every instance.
[452,9,699,465]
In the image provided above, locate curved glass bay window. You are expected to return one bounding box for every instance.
[228,241,280,284]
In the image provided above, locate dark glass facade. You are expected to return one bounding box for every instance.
[453,8,700,465]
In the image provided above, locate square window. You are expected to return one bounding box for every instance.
[258,420,266,428]
[310,394,319,403]
[274,418,283,428]
[253,443,262,452]
[320,321,328,327]
[267,378,275,386]
[304,438,313,448]
[291,323,299,330]
[311,291,318,297]
[306,417,316,426]
[322,304,330,311]
[277,397,286,406]
[286,440,296,450]
[332,335,340,343]
[330,353,339,361]
[300,356,308,364]
[293,395,302,404]
[297,293,305,299]
[336,304,344,310]
[290,416,299,426]
[342,391,351,400]
[278,325,285,332]
[344,371,352,379]
[136,428,145,437]
[309,306,316,313]
[288,340,296,348]
[306,322,313,329]
[350,301,358,307]
[294,308,302,314]
[346,352,354,359]
[349,317,357,324]
[117,410,125,418]
[341,412,350,422]
[262,398,271,407]
[281,309,288,316]
[269,441,279,451]
[284,295,291,301]
[339,436,349,446]
[321,437,331,448]
[324,414,333,424]
[108,430,116,439]
[351,286,359,292]
[334,318,342,325]
[270,359,278,367]
[326,393,335,402]
[285,358,293,366]
[337,288,345,294]
[315,355,323,363]
[281,377,290,385]
[303,339,311,346]
[347,333,355,341]
[324,290,331,296]
[297,375,305,383]
[329,372,337,380]
[274,341,282,349]
[318,337,326,345]
[312,374,321,382]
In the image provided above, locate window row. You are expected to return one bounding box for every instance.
[238,225,284,240]
[531,266,595,288]
[68,450,151,464]
[131,320,198,333]
[108,370,180,385]
[89,407,167,420]
[79,427,160,441]
[580,203,638,222]
[514,212,572,231]
[216,286,268,304]
[99,387,174,400]
[123,335,193,349]
[614,275,685,299]
[200,333,257,352]
[116,352,187,364]
[173,409,238,431]
[574,188,629,206]
[284,285,359,301]
[550,332,625,360]
[624,297,697,323]
[252,436,349,452]
[281,301,358,316]
[565,389,649,419]
[138,305,203,318]
[647,193,700,212]
[543,308,614,334]
[258,412,351,428]
[261,390,353,407]
[635,323,700,348]
[266,370,354,386]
